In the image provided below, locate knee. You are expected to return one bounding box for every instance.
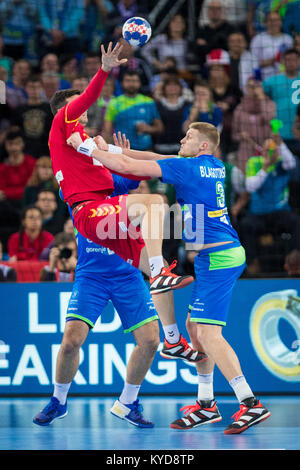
[136,322,160,355]
[196,324,221,350]
[60,333,83,355]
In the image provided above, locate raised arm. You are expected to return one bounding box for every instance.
[66,42,127,122]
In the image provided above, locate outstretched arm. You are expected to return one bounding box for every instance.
[104,132,176,161]
[67,133,162,178]
[66,43,127,122]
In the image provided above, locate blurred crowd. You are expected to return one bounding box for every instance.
[1,0,300,281]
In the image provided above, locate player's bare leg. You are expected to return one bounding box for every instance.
[55,320,90,384]
[126,193,194,295]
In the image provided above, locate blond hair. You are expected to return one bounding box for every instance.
[189,122,220,152]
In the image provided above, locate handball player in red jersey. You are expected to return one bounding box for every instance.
[49,42,193,295]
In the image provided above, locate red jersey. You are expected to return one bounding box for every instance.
[0,154,36,200]
[49,68,115,207]
[8,231,54,261]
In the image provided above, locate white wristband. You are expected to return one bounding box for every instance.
[77,138,97,157]
[108,144,122,154]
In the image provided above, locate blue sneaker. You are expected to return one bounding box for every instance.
[110,399,154,428]
[33,396,68,426]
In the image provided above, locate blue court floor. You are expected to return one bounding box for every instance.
[0,395,299,451]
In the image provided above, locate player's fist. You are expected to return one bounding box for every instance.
[94,135,108,151]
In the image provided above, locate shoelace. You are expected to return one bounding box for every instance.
[42,398,60,417]
[130,401,152,424]
[231,404,248,421]
[180,403,201,416]
[161,260,178,277]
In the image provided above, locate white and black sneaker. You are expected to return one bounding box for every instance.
[224,397,271,434]
[160,335,208,363]
[170,400,222,429]
[149,260,194,295]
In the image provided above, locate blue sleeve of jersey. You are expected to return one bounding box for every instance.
[157,157,186,186]
[112,173,140,196]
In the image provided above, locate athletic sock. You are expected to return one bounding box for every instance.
[119,382,141,405]
[53,382,71,405]
[229,375,255,404]
[197,372,214,404]
[149,255,164,278]
[163,323,180,344]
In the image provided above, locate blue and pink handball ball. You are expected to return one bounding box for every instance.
[122,17,152,47]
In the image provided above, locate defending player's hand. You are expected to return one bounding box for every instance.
[101,42,128,72]
[113,131,130,149]
[94,135,108,151]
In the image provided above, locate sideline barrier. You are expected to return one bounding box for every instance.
[0,279,300,395]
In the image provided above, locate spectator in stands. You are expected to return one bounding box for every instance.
[35,189,65,235]
[284,249,300,276]
[0,241,17,282]
[0,128,36,207]
[82,51,101,82]
[11,75,53,158]
[194,0,233,70]
[206,50,242,153]
[6,59,31,98]
[103,70,163,150]
[150,61,194,103]
[141,14,188,72]
[38,0,84,57]
[198,0,248,30]
[40,53,71,89]
[8,205,53,261]
[293,33,300,56]
[274,0,300,36]
[40,232,77,281]
[262,48,300,154]
[0,0,38,60]
[105,0,148,43]
[81,0,114,52]
[60,54,79,85]
[0,35,14,78]
[182,80,223,134]
[110,39,153,95]
[214,147,249,225]
[250,11,293,80]
[22,156,59,207]
[41,71,61,102]
[232,77,276,173]
[227,31,258,93]
[153,77,189,155]
[63,217,76,236]
[246,0,272,37]
[240,136,300,273]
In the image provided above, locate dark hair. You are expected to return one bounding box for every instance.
[53,232,75,247]
[5,128,24,142]
[283,48,299,58]
[161,77,182,97]
[122,70,141,80]
[50,88,80,115]
[25,74,42,86]
[19,205,43,252]
[37,189,57,200]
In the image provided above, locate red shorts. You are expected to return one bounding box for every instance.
[72,195,145,268]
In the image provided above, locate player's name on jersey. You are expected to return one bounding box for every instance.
[200,166,225,179]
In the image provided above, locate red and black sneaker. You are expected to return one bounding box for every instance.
[170,400,222,430]
[224,398,271,435]
[149,260,194,295]
[159,335,208,363]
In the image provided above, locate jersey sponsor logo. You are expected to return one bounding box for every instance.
[88,205,121,218]
[207,208,228,218]
[200,166,225,179]
[55,170,64,183]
